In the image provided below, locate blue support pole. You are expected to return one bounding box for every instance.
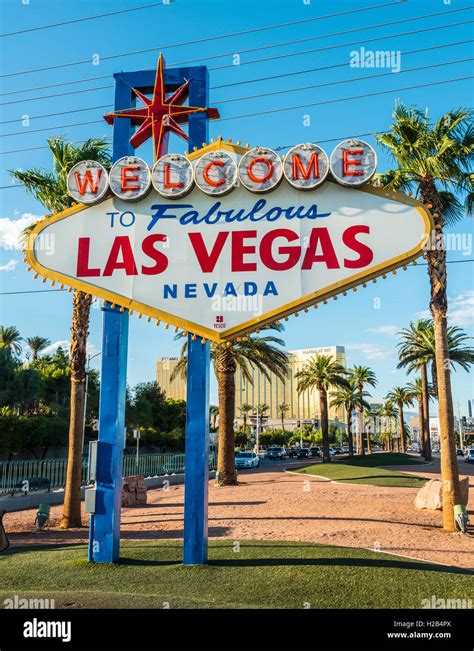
[88,61,212,564]
[183,65,211,565]
[183,337,210,565]
[89,74,133,563]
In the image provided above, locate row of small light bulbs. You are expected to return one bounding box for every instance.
[23,258,421,347]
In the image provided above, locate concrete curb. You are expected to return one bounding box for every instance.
[0,471,216,513]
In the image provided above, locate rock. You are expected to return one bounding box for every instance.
[415,479,443,510]
[121,475,147,507]
[414,477,469,511]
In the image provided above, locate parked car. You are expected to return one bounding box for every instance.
[342,446,350,453]
[332,447,343,455]
[457,448,464,456]
[265,446,288,460]
[296,448,312,459]
[288,447,299,458]
[309,446,321,457]
[235,451,260,469]
[464,448,474,463]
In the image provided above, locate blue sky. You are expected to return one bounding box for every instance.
[0,0,473,411]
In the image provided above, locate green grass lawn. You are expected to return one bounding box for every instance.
[0,541,471,609]
[295,453,428,488]
[340,452,425,467]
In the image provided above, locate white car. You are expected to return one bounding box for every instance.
[464,448,474,463]
[235,451,260,469]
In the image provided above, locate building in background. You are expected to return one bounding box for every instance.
[409,416,421,446]
[156,357,186,400]
[235,346,346,428]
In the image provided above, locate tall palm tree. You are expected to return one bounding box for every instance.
[172,327,288,485]
[398,320,434,461]
[0,326,23,355]
[375,103,473,531]
[398,319,474,460]
[377,400,398,451]
[26,336,51,362]
[209,405,219,430]
[11,136,111,528]
[330,383,371,456]
[296,355,349,462]
[406,377,435,459]
[385,387,414,454]
[278,402,289,432]
[347,366,378,455]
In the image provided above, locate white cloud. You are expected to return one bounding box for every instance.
[449,290,474,327]
[0,213,39,250]
[0,259,18,272]
[345,343,394,361]
[415,309,431,320]
[415,292,474,327]
[367,325,399,337]
[42,340,69,355]
[42,340,101,359]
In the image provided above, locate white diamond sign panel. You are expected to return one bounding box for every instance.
[26,150,432,343]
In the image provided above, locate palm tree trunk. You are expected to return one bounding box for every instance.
[366,417,372,454]
[60,290,91,528]
[418,399,425,458]
[420,364,432,461]
[320,390,330,463]
[346,409,354,456]
[216,350,238,486]
[423,181,461,531]
[357,385,365,456]
[398,402,406,453]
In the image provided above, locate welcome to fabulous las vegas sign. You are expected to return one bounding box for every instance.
[25,135,432,343]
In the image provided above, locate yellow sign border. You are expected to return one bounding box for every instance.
[25,181,433,343]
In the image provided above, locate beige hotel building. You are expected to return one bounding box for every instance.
[158,345,346,428]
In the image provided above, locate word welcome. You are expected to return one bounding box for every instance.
[67,139,377,204]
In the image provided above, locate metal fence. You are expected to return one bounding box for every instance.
[0,452,217,497]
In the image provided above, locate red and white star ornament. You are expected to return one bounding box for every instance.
[104,53,220,160]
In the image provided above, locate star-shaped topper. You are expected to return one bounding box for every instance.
[104,53,220,160]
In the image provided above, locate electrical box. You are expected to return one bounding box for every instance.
[84,487,96,514]
[87,440,98,483]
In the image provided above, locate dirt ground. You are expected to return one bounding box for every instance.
[4,457,474,570]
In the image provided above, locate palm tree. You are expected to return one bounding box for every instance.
[0,326,23,355]
[278,402,289,432]
[26,336,51,362]
[209,405,219,430]
[406,377,435,459]
[330,383,371,456]
[296,355,349,462]
[172,328,288,485]
[398,319,474,461]
[385,387,414,453]
[347,366,378,455]
[377,401,398,451]
[256,403,269,419]
[11,136,111,528]
[238,403,252,434]
[375,103,473,530]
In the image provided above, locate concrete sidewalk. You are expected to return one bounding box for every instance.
[0,472,216,513]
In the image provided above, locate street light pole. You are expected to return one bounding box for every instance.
[256,406,260,456]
